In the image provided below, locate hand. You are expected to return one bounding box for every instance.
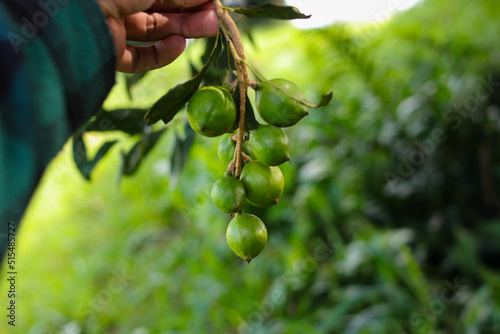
[97,0,219,73]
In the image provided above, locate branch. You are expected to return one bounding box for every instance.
[213,0,249,179]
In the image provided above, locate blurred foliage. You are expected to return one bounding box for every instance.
[2,0,500,333]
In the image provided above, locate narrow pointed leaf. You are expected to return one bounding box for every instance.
[84,109,148,135]
[225,5,311,20]
[144,33,221,125]
[217,33,235,71]
[201,36,218,64]
[169,122,196,188]
[72,132,117,180]
[121,130,166,176]
[314,92,334,108]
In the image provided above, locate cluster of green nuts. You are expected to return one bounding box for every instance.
[187,78,308,263]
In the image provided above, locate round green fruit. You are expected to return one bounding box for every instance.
[242,140,257,161]
[226,213,267,263]
[240,161,284,207]
[255,78,308,128]
[250,125,290,166]
[218,133,236,165]
[211,175,247,213]
[187,86,236,137]
[218,133,257,165]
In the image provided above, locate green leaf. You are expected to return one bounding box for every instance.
[189,61,199,78]
[72,132,117,180]
[225,5,311,20]
[84,109,148,135]
[169,122,196,188]
[201,36,219,64]
[143,74,203,126]
[144,33,221,125]
[313,92,334,108]
[201,34,233,86]
[217,33,235,72]
[121,130,166,176]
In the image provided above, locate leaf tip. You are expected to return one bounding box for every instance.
[291,6,311,19]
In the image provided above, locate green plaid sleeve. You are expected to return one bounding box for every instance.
[0,0,116,261]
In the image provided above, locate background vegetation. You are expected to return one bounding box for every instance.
[1,0,500,332]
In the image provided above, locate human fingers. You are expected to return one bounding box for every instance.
[147,1,214,13]
[124,9,218,41]
[117,35,187,73]
[98,0,214,18]
[156,0,213,9]
[97,0,156,18]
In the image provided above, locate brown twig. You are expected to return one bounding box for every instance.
[213,1,245,58]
